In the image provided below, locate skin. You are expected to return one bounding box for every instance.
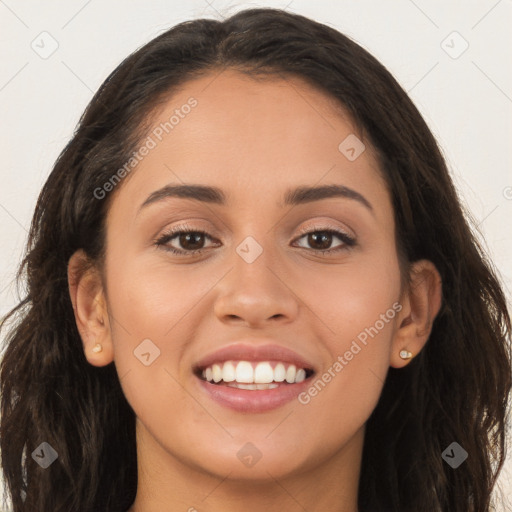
[68,69,442,512]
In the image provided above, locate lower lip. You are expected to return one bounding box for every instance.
[195,375,312,413]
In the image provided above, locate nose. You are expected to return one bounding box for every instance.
[213,243,299,328]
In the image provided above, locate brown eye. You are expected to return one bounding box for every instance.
[155,228,217,256]
[294,229,356,254]
[305,231,334,250]
[176,232,206,251]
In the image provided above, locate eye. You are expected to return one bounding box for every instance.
[154,224,356,257]
[153,225,219,256]
[292,227,356,254]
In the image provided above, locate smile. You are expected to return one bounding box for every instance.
[199,360,314,389]
[193,343,317,412]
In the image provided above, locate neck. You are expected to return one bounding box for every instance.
[127,424,364,512]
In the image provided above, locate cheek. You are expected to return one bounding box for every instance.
[105,249,213,338]
[104,254,207,439]
[296,246,401,346]
[103,249,201,397]
[294,247,401,418]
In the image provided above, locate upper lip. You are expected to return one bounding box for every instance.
[193,342,316,373]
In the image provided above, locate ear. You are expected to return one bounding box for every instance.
[390,259,442,368]
[67,249,114,367]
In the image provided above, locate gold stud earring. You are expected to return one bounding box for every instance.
[399,349,412,360]
[92,343,103,353]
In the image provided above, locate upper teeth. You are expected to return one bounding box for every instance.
[201,361,307,384]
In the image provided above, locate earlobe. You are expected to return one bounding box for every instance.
[390,259,442,368]
[67,249,114,367]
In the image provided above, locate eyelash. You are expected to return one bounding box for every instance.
[153,224,356,257]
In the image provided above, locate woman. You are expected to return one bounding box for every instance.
[1,7,510,512]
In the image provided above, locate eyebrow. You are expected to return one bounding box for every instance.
[138,183,373,213]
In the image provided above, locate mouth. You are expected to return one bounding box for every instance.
[194,360,315,390]
[192,340,317,413]
[192,343,317,413]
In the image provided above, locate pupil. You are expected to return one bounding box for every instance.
[309,232,331,250]
[180,233,203,250]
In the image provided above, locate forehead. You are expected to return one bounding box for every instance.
[152,68,357,155]
[109,68,387,218]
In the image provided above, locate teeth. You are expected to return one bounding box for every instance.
[212,364,222,383]
[222,361,236,382]
[200,360,310,385]
[235,361,254,383]
[227,383,279,390]
[285,364,296,383]
[295,368,306,383]
[253,362,274,383]
[274,363,286,382]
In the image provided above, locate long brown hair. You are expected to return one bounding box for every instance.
[1,8,510,512]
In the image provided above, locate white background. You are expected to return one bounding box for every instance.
[1,1,511,510]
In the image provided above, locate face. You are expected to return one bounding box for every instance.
[92,69,405,481]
